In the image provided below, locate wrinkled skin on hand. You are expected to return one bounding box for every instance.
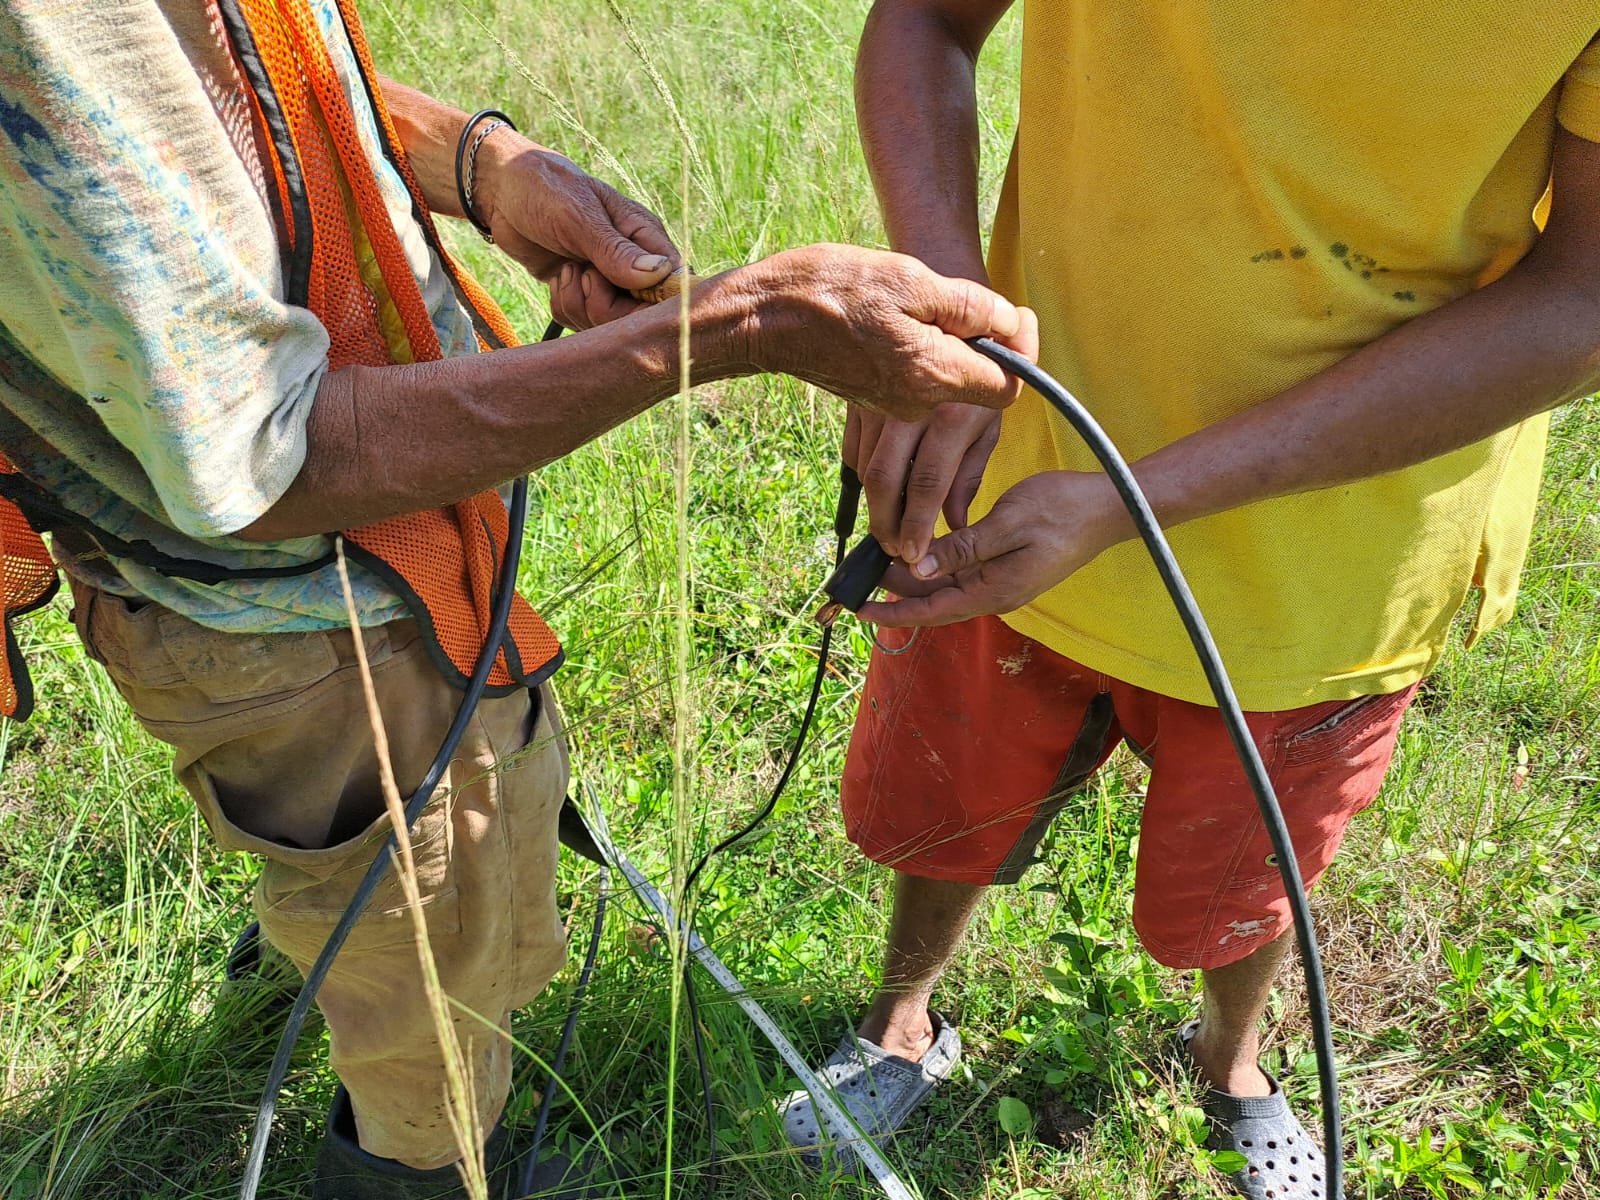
[746,244,1039,422]
[473,148,1038,425]
[473,135,682,329]
[858,469,1133,628]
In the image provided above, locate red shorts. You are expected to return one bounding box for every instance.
[841,615,1417,970]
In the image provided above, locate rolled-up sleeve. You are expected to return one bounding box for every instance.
[0,6,329,539]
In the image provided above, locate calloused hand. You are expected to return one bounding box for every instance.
[844,402,1002,563]
[745,245,1039,421]
[857,470,1133,627]
[473,131,681,329]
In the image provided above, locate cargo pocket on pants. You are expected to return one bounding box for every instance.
[493,691,570,1007]
[182,759,464,959]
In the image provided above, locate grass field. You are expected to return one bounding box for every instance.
[2,1,1598,1198]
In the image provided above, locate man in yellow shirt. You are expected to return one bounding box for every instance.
[777,3,1600,1194]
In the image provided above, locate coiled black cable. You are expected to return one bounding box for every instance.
[965,336,1344,1200]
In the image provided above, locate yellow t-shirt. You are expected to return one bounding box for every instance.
[977,4,1600,710]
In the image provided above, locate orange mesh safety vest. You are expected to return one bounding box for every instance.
[0,470,56,719]
[0,0,561,721]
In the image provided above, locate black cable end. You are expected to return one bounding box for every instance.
[817,533,893,624]
[558,796,607,865]
[835,462,864,543]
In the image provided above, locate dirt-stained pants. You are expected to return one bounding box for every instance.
[70,579,568,1170]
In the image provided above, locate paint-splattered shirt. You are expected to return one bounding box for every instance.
[976,7,1600,709]
[0,0,478,631]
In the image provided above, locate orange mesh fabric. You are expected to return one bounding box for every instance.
[0,454,60,719]
[341,497,560,689]
[233,0,418,367]
[239,0,558,688]
[0,0,551,720]
[332,0,521,351]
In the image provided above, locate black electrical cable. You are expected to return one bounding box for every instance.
[681,620,839,900]
[683,460,857,902]
[682,963,719,1195]
[672,479,853,1196]
[519,863,610,1198]
[236,318,1343,1200]
[679,618,835,1198]
[556,328,1349,1197]
[813,347,1345,1195]
[238,321,559,1200]
[960,336,1345,1200]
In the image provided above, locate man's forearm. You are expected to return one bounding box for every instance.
[239,243,1035,541]
[241,275,751,539]
[1127,241,1600,539]
[875,228,1600,626]
[856,0,1012,280]
[380,77,504,220]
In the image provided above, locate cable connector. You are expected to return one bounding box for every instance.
[834,461,864,544]
[815,534,893,626]
[815,462,892,625]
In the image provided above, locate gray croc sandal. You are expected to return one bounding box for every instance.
[778,1012,961,1172]
[1202,1084,1328,1200]
[1178,1021,1329,1200]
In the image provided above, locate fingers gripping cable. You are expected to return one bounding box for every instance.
[819,337,1346,1200]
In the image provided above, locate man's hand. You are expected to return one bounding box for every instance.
[858,470,1132,627]
[472,129,681,330]
[845,402,1001,562]
[744,245,1038,421]
[378,80,680,328]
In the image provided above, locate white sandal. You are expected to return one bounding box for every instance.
[778,1012,961,1172]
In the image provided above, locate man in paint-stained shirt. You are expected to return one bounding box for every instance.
[780,4,1600,1195]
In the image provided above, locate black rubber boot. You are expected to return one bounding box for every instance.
[312,1086,507,1200]
[312,1087,610,1200]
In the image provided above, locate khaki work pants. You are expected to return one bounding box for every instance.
[69,579,569,1169]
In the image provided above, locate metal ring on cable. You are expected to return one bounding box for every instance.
[870,623,919,656]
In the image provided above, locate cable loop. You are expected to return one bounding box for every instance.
[967,336,1344,1200]
[870,624,919,656]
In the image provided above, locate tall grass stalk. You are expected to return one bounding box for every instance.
[660,138,697,1200]
[2,5,1594,1198]
[334,540,488,1200]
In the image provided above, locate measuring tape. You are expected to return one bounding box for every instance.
[578,795,922,1200]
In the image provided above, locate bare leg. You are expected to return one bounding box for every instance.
[856,872,985,1061]
[1186,932,1293,1097]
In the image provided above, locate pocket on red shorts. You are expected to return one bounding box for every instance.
[1281,686,1417,768]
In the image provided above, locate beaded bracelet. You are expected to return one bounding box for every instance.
[454,108,517,242]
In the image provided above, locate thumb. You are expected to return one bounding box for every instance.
[584,229,671,294]
[906,514,1016,581]
[913,273,1023,341]
[583,186,677,293]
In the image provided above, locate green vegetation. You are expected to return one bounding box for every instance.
[1,1,1596,1197]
